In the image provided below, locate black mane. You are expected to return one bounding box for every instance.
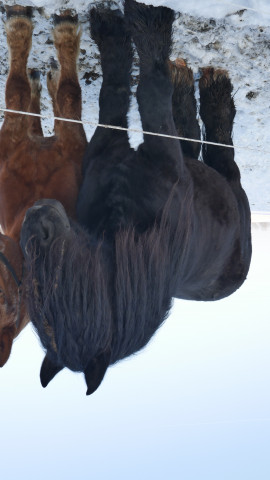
[24,223,113,371]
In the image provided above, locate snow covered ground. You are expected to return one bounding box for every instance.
[0,0,269,211]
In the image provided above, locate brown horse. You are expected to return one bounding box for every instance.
[0,7,86,367]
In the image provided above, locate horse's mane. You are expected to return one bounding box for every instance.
[24,225,113,371]
[24,183,194,371]
[112,186,193,361]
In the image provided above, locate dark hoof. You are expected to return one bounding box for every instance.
[124,0,174,62]
[124,0,174,27]
[125,0,175,23]
[28,68,41,82]
[90,8,125,46]
[199,67,236,130]
[47,58,58,82]
[47,57,59,81]
[6,5,33,19]
[49,56,58,70]
[53,9,78,26]
[199,68,235,111]
[199,67,231,90]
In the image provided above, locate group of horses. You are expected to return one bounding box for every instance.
[0,0,251,395]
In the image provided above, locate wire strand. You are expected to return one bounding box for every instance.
[1,106,269,155]
[0,108,269,218]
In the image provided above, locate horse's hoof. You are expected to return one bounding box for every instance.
[174,58,187,68]
[28,68,40,82]
[199,67,235,130]
[28,69,42,94]
[90,8,125,46]
[49,56,58,71]
[169,59,194,88]
[6,5,33,20]
[199,67,233,96]
[199,67,230,88]
[47,58,59,86]
[53,9,78,26]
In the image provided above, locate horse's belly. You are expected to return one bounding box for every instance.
[173,223,246,302]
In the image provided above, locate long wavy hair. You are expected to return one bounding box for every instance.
[24,183,194,372]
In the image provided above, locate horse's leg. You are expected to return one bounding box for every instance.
[199,67,251,283]
[169,59,201,159]
[125,0,187,183]
[199,67,240,182]
[0,6,33,151]
[47,57,62,134]
[77,8,133,225]
[27,69,43,136]
[51,12,87,158]
[82,8,132,173]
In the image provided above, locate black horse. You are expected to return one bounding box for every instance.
[20,0,251,395]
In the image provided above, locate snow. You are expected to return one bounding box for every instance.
[0,0,269,210]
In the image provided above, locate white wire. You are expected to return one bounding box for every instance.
[1,106,270,155]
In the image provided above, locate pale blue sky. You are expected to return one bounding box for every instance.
[1,224,269,480]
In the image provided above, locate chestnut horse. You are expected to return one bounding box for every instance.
[20,1,251,395]
[0,7,86,367]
